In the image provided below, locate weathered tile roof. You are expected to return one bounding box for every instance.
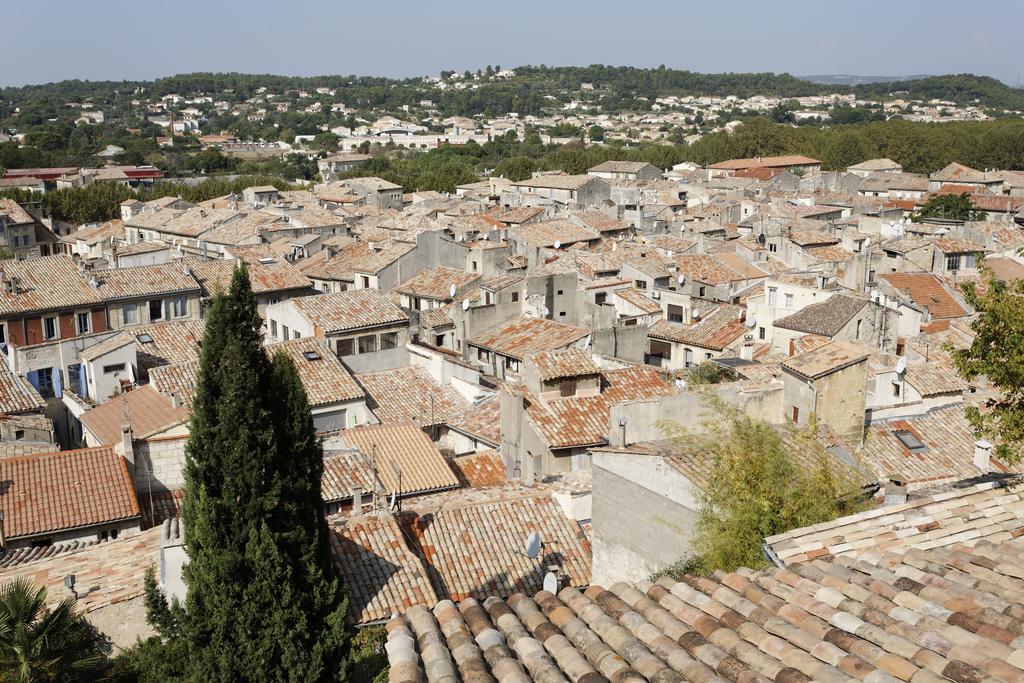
[471,317,591,360]
[904,362,969,397]
[614,287,663,314]
[447,395,501,447]
[81,385,188,445]
[130,320,204,371]
[93,262,201,301]
[146,361,199,409]
[709,154,821,170]
[290,289,409,334]
[393,266,480,300]
[356,365,467,427]
[449,449,507,487]
[329,513,439,624]
[0,446,140,540]
[0,198,35,225]
[774,293,868,337]
[386,540,1024,683]
[859,406,1024,488]
[0,359,45,414]
[781,340,870,380]
[880,273,968,319]
[0,526,160,613]
[675,255,747,285]
[765,478,1024,565]
[188,250,311,296]
[399,491,591,603]
[332,422,459,496]
[529,348,601,382]
[513,174,599,191]
[0,254,104,316]
[525,367,674,449]
[648,304,747,351]
[267,337,364,406]
[510,219,601,248]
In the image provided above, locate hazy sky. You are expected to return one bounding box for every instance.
[3,0,1022,87]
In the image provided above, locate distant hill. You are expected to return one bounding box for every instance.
[803,74,932,86]
[851,74,1024,110]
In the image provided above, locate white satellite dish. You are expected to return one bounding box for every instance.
[666,250,674,257]
[461,299,470,311]
[389,489,397,510]
[863,237,870,248]
[542,571,558,594]
[525,532,542,559]
[745,315,757,329]
[677,275,686,285]
[895,357,907,374]
[673,378,687,389]
[553,240,561,249]
[691,309,701,319]
[539,305,550,316]
[449,283,457,298]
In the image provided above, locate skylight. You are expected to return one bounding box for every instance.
[302,351,322,361]
[137,333,154,344]
[894,429,927,453]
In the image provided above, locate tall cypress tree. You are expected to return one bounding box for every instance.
[174,264,348,681]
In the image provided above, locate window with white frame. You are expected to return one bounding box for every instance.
[76,312,90,335]
[123,303,138,325]
[43,317,58,340]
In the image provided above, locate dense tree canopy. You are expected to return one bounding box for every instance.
[952,268,1024,465]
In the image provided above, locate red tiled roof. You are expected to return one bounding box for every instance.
[471,317,590,360]
[448,449,507,487]
[0,446,140,540]
[80,385,188,445]
[356,366,467,427]
[879,272,967,319]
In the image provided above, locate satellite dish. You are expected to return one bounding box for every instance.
[543,571,558,594]
[666,250,674,257]
[389,489,397,510]
[461,299,470,311]
[525,532,542,559]
[540,305,550,316]
[449,283,457,298]
[677,275,686,285]
[895,357,907,374]
[553,240,561,249]
[745,316,757,329]
[691,309,701,319]
[863,237,870,248]
[673,378,687,389]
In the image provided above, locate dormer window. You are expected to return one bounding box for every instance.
[559,378,577,398]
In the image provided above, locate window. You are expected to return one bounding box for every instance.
[791,406,799,423]
[76,312,90,335]
[477,348,490,362]
[149,299,164,321]
[360,276,370,288]
[667,304,683,323]
[471,260,478,271]
[511,292,519,303]
[892,381,901,397]
[558,311,566,317]
[357,334,377,353]
[946,254,961,271]
[0,323,6,345]
[768,243,777,253]
[123,303,138,325]
[684,348,693,367]
[172,296,188,318]
[698,286,706,297]
[855,319,862,340]
[784,293,794,309]
[380,332,398,349]
[767,288,778,307]
[435,334,446,347]
[43,317,58,340]
[281,325,289,340]
[270,320,278,337]
[292,329,300,340]
[635,280,647,290]
[758,327,766,340]
[705,352,713,360]
[35,367,55,398]
[103,363,126,374]
[557,290,563,295]
[595,292,607,305]
[559,379,577,397]
[336,338,354,356]
[894,429,927,453]
[269,296,280,305]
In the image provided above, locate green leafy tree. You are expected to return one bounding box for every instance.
[951,267,1024,464]
[0,577,111,682]
[587,125,605,141]
[660,401,866,574]
[144,264,349,681]
[912,192,986,222]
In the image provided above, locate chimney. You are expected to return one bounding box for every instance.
[740,340,754,361]
[350,487,364,516]
[169,392,181,409]
[883,474,907,506]
[973,439,993,471]
[117,425,135,467]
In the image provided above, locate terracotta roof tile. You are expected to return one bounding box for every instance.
[774,294,868,337]
[879,273,967,319]
[331,422,459,496]
[648,304,747,351]
[782,341,870,380]
[449,449,507,487]
[0,255,103,316]
[290,290,408,334]
[0,360,45,414]
[80,385,188,445]
[0,446,140,540]
[267,337,364,405]
[355,366,467,427]
[471,316,591,360]
[446,395,501,447]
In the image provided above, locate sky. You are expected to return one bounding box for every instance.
[3,0,1022,87]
